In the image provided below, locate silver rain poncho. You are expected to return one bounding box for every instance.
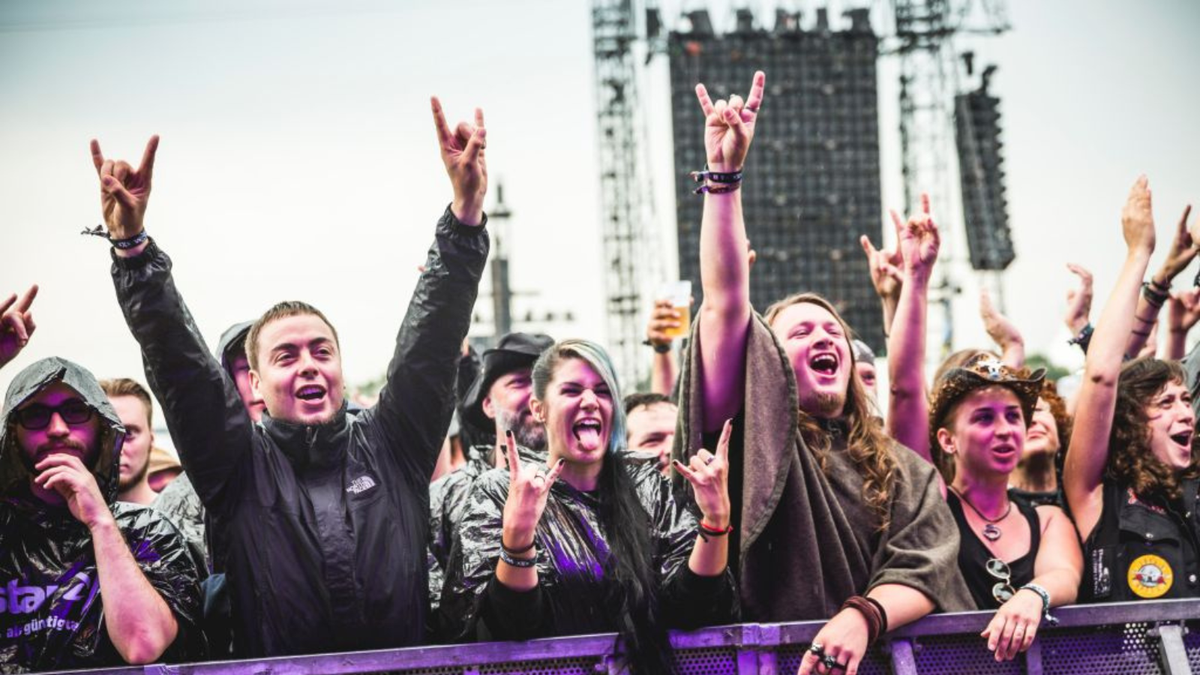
[0,357,205,672]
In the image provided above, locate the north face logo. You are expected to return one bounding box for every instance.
[346,476,377,495]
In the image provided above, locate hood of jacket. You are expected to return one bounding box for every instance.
[216,320,254,374]
[0,357,126,506]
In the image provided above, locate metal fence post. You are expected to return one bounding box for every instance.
[888,638,919,675]
[1150,623,1193,675]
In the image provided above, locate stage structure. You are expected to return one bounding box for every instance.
[955,65,1013,271]
[892,0,1010,350]
[668,8,887,351]
[592,0,658,389]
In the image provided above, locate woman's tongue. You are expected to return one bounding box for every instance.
[574,422,603,451]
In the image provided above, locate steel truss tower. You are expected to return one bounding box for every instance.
[891,0,1008,353]
[592,0,652,389]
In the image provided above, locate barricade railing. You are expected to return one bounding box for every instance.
[49,599,1200,675]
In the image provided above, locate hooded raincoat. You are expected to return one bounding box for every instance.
[0,358,204,671]
[427,442,543,630]
[110,208,488,657]
[439,460,736,642]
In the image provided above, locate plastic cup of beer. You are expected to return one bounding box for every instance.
[659,280,692,340]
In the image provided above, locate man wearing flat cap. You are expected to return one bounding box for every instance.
[427,332,553,635]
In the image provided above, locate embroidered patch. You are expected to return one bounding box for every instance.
[1126,488,1167,515]
[1127,554,1173,599]
[346,475,377,495]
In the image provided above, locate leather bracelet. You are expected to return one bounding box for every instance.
[499,548,537,568]
[1143,282,1168,307]
[840,595,883,645]
[865,596,889,635]
[501,539,535,555]
[1067,323,1093,353]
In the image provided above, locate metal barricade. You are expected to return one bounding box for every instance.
[46,599,1200,675]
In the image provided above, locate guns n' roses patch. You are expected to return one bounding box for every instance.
[1127,555,1173,599]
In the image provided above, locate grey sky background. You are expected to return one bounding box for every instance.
[1,0,1197,407]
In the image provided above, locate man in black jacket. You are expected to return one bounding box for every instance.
[92,97,490,657]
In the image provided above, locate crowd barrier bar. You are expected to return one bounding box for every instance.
[47,598,1200,675]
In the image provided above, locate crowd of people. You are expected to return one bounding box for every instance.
[1,69,1198,675]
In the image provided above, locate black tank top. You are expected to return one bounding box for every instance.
[948,490,1041,610]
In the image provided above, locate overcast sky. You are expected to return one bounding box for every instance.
[2,0,1198,406]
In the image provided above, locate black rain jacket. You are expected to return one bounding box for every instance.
[111,208,488,657]
[0,358,205,671]
[440,460,736,642]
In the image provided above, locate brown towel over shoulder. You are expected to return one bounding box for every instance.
[674,312,973,621]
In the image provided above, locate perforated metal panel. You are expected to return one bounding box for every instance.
[776,643,891,675]
[1040,622,1163,675]
[910,634,1024,675]
[391,667,473,675]
[673,646,740,674]
[1185,620,1200,670]
[478,657,600,675]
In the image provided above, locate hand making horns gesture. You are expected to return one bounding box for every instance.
[673,418,732,528]
[89,135,159,241]
[500,430,566,551]
[431,97,487,227]
[695,70,766,173]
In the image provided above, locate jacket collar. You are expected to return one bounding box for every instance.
[263,404,351,471]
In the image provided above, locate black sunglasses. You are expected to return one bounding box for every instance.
[986,557,1016,603]
[15,400,94,430]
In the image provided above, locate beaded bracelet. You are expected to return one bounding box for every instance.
[1019,583,1058,626]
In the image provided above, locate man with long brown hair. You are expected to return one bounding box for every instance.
[672,70,971,675]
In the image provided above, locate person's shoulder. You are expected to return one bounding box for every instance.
[625,459,669,490]
[886,439,935,472]
[112,501,190,542]
[469,467,510,498]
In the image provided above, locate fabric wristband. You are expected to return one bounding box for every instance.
[499,549,537,569]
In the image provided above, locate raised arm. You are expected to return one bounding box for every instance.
[1064,263,1094,352]
[860,216,904,337]
[97,136,254,513]
[980,289,1025,369]
[886,195,939,461]
[1168,287,1200,359]
[0,285,38,371]
[696,71,764,432]
[1124,204,1195,357]
[645,299,680,395]
[1064,176,1156,541]
[371,99,489,483]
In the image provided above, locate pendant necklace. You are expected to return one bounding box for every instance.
[952,487,1011,541]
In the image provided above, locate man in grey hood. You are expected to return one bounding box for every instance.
[0,357,205,670]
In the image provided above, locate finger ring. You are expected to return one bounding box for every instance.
[808,642,824,655]
[704,455,715,465]
[822,655,838,670]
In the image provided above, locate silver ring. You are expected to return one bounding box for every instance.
[704,455,716,465]
[808,642,824,655]
[822,655,838,670]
